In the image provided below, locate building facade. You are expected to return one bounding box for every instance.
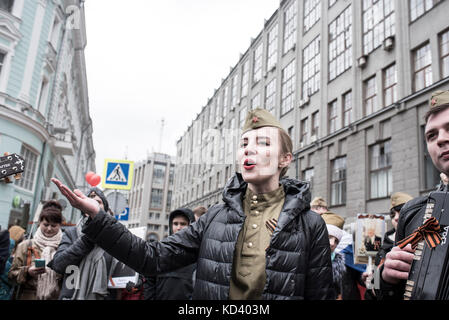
[127,152,175,241]
[174,0,448,222]
[0,0,95,229]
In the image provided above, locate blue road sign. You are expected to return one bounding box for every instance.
[115,207,129,221]
[102,159,134,190]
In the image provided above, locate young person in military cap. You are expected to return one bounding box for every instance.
[379,90,449,299]
[50,108,335,300]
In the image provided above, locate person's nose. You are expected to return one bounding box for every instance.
[437,128,449,146]
[244,142,257,156]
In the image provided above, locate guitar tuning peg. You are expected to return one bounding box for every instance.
[14,173,22,180]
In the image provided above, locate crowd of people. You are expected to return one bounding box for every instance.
[0,89,448,300]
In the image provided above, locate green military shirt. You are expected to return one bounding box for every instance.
[229,185,285,300]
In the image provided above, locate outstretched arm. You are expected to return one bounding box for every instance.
[51,178,100,218]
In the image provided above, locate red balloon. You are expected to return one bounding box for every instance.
[88,174,101,186]
[85,171,95,183]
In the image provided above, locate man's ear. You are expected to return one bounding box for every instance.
[279,153,293,168]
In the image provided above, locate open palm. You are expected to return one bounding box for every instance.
[51,178,100,217]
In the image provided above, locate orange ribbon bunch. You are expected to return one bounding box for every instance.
[397,217,442,250]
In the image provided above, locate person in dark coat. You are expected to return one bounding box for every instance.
[51,108,335,300]
[48,187,120,300]
[0,229,9,275]
[380,90,449,299]
[143,208,196,300]
[364,192,413,300]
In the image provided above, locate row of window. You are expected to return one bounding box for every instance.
[204,0,443,126]
[301,130,440,207]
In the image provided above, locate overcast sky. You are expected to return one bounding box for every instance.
[83,0,280,178]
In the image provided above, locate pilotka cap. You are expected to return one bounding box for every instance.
[242,108,283,134]
[429,90,449,109]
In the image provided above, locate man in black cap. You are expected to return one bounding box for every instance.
[380,90,449,299]
[143,208,196,300]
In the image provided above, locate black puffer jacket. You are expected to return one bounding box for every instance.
[82,173,335,300]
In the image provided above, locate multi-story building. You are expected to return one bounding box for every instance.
[174,0,449,223]
[0,0,95,229]
[127,152,175,241]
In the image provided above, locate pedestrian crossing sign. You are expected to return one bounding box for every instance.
[102,159,134,190]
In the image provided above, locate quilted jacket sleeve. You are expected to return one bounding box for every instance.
[304,212,336,300]
[82,210,207,276]
[47,228,95,274]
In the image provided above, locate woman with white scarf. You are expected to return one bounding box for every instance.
[8,200,63,300]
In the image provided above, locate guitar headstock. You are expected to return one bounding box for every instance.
[0,152,26,183]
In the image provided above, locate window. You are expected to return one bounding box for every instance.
[304,0,321,33]
[265,78,276,113]
[362,0,395,55]
[169,165,174,185]
[283,0,297,54]
[208,102,215,129]
[302,168,314,189]
[15,145,38,191]
[153,163,166,185]
[331,157,346,206]
[288,126,294,141]
[342,91,352,127]
[329,5,352,81]
[37,78,49,113]
[0,52,5,75]
[251,93,260,110]
[267,24,278,71]
[302,36,320,99]
[253,42,263,84]
[364,76,377,116]
[0,0,14,13]
[216,171,221,189]
[421,126,441,190]
[370,140,392,199]
[241,60,249,98]
[440,30,449,78]
[166,190,172,211]
[410,0,441,22]
[328,100,338,134]
[239,106,247,129]
[222,85,229,116]
[383,64,397,106]
[311,111,319,137]
[413,43,432,92]
[231,75,238,108]
[300,117,309,145]
[281,60,296,115]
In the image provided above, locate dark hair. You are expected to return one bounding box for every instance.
[39,200,63,224]
[278,128,293,178]
[424,103,449,123]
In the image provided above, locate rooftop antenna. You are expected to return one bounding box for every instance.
[158,118,165,153]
